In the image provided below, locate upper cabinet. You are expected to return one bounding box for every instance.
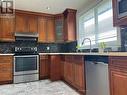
[47,17,55,42]
[38,16,47,42]
[55,14,64,42]
[0,17,15,41]
[63,9,77,41]
[38,16,55,42]
[28,15,38,32]
[0,9,77,42]
[112,0,127,26]
[15,12,38,32]
[15,13,27,32]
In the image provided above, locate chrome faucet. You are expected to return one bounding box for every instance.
[81,38,92,53]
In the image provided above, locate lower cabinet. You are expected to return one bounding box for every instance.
[39,55,50,79]
[109,57,127,95]
[50,55,61,81]
[64,55,85,93]
[39,55,85,93]
[0,55,13,84]
[64,61,74,83]
[74,61,85,91]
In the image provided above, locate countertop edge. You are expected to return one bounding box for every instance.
[0,54,14,55]
[39,52,127,56]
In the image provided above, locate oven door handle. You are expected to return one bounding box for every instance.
[14,55,39,57]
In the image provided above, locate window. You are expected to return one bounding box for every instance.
[78,0,117,49]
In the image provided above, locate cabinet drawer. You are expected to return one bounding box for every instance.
[109,57,127,69]
[40,55,49,59]
[65,56,73,62]
[0,56,13,63]
[0,72,12,81]
[0,63,12,73]
[73,56,84,63]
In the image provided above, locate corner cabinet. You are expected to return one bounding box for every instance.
[109,57,127,95]
[112,0,127,26]
[0,55,13,84]
[63,9,77,41]
[55,14,64,42]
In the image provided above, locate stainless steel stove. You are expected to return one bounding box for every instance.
[14,32,39,83]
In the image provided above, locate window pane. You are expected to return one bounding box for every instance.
[97,0,117,43]
[78,9,95,47]
[78,0,118,49]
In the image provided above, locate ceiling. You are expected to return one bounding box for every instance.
[15,0,90,14]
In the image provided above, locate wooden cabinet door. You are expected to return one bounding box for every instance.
[50,55,61,81]
[28,15,38,32]
[64,56,74,84]
[63,9,77,41]
[64,61,68,81]
[40,55,49,79]
[15,14,28,32]
[109,68,127,95]
[47,18,55,42]
[0,17,15,41]
[67,62,74,83]
[0,55,13,84]
[74,62,85,92]
[67,12,76,41]
[55,15,64,42]
[0,63,12,81]
[38,17,47,42]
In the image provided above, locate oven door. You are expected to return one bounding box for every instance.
[14,55,39,75]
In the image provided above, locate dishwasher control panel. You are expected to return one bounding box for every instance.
[84,55,108,63]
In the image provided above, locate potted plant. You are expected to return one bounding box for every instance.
[99,42,106,53]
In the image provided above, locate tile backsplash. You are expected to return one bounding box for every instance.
[0,41,77,53]
[0,42,15,53]
[38,41,77,53]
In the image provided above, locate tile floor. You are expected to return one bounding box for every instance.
[0,80,80,95]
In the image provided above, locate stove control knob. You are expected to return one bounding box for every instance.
[15,47,18,51]
[34,47,37,51]
[19,48,22,51]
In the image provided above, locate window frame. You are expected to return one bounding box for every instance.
[77,0,118,49]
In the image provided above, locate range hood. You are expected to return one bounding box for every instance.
[15,32,39,38]
[15,32,39,41]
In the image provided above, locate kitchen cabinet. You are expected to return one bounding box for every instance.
[55,14,64,42]
[50,55,61,81]
[112,0,127,26]
[40,55,50,79]
[15,13,27,32]
[28,15,38,32]
[38,17,47,42]
[0,55,13,84]
[63,9,77,41]
[74,56,85,92]
[38,16,55,42]
[47,18,55,42]
[0,17,15,41]
[64,60,74,83]
[15,12,38,32]
[64,55,85,93]
[109,57,127,95]
[60,55,65,79]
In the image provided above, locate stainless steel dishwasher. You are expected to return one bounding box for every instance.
[85,55,109,95]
